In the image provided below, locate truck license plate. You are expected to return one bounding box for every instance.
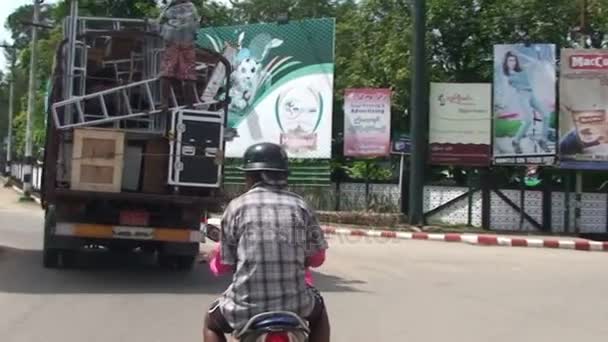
[119,211,150,226]
[113,227,154,240]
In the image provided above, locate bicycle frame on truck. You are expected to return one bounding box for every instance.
[41,4,232,269]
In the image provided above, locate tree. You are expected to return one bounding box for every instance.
[427,0,579,83]
[198,1,238,27]
[228,0,339,23]
[53,0,159,19]
[4,3,55,51]
[332,0,412,166]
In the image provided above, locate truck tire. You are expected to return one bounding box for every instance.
[43,249,60,268]
[43,206,60,269]
[61,250,78,268]
[176,255,195,271]
[157,253,175,269]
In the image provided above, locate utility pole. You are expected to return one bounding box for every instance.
[23,0,41,199]
[0,45,14,179]
[6,66,14,178]
[574,0,588,234]
[408,0,427,226]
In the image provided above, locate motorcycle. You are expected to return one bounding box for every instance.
[203,223,310,342]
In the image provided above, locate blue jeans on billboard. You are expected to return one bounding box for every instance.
[513,89,551,153]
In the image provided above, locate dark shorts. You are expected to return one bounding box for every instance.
[207,287,326,335]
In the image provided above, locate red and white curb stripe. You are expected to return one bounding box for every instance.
[321,226,608,252]
[205,218,607,252]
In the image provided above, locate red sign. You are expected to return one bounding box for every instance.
[569,54,608,70]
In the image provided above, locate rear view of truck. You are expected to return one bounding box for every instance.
[40,11,232,270]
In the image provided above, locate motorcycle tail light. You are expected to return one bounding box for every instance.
[265,332,290,342]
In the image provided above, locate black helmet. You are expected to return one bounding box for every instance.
[240,142,289,172]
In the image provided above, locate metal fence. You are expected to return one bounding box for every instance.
[4,162,44,192]
[4,161,608,235]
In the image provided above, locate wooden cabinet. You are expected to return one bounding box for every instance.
[71,128,125,193]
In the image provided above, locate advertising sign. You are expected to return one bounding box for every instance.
[391,133,411,155]
[197,18,335,159]
[493,44,557,164]
[429,83,491,166]
[343,88,392,157]
[559,49,608,169]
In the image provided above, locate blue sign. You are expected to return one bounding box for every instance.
[392,135,411,155]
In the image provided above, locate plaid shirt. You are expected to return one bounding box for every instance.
[218,182,328,330]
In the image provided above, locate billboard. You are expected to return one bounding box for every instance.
[559,49,608,169]
[493,44,557,164]
[197,18,335,159]
[429,83,491,166]
[343,88,392,157]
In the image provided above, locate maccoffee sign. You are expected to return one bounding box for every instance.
[343,88,392,157]
[429,83,491,166]
[559,49,608,169]
[569,54,608,70]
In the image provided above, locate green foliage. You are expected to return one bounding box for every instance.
[4,3,55,50]
[53,0,159,19]
[227,0,339,23]
[345,160,393,182]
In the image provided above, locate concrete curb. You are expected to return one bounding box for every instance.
[10,185,42,205]
[206,218,607,253]
[321,226,608,252]
[1,176,42,205]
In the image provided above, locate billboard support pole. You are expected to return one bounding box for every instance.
[408,0,427,226]
[481,169,491,229]
[400,155,409,215]
[365,160,371,210]
[575,172,582,234]
[519,168,526,231]
[467,168,473,226]
[564,172,571,233]
[398,154,405,196]
[541,169,552,232]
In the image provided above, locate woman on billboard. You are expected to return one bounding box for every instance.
[502,50,552,154]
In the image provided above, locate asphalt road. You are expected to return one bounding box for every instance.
[1,187,608,341]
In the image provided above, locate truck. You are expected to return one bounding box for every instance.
[40,2,232,270]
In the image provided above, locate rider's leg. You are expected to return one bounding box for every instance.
[203,311,227,342]
[309,306,330,342]
[307,288,331,342]
[204,300,232,342]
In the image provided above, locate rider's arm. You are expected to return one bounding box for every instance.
[303,205,329,261]
[209,244,234,276]
[306,249,326,268]
[219,202,239,266]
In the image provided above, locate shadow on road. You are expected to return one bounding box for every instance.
[0,246,365,295]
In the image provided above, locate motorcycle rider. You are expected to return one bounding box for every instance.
[203,142,330,342]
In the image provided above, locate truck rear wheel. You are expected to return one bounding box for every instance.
[157,253,175,269]
[43,206,60,269]
[61,250,78,268]
[176,255,195,270]
[43,249,60,268]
